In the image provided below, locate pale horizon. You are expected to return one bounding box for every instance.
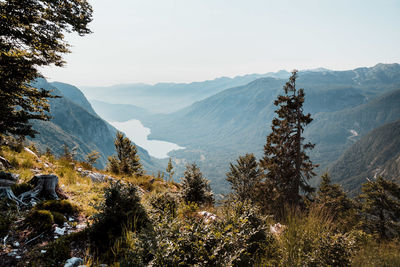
[40,0,400,87]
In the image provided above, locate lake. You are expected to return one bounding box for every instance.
[108,119,185,159]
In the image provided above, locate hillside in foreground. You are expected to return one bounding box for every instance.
[1,141,400,266]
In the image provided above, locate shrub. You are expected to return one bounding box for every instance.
[35,200,78,215]
[26,209,54,232]
[52,211,66,226]
[30,238,72,267]
[11,182,34,196]
[274,205,356,267]
[180,163,214,205]
[148,191,178,219]
[89,182,150,259]
[147,201,275,266]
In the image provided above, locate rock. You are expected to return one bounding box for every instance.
[270,223,286,236]
[0,156,12,169]
[64,257,84,267]
[55,227,66,235]
[87,172,108,183]
[24,147,39,159]
[198,211,217,223]
[41,250,47,254]
[15,255,21,259]
[12,241,20,248]
[0,171,19,182]
[76,223,87,230]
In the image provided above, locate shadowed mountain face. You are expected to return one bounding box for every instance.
[30,78,160,172]
[329,119,400,195]
[135,63,400,193]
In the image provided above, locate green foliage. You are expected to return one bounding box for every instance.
[85,150,101,167]
[51,211,66,226]
[357,176,400,239]
[273,205,356,267]
[226,153,262,202]
[30,238,72,267]
[107,132,143,176]
[89,182,150,258]
[260,70,316,214]
[352,238,400,267]
[0,0,92,139]
[166,157,175,182]
[35,199,78,215]
[148,191,178,219]
[11,182,34,196]
[181,163,214,205]
[0,200,17,238]
[315,173,355,230]
[148,201,273,266]
[26,209,54,232]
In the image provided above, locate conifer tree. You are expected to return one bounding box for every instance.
[260,70,316,210]
[181,163,213,205]
[316,174,353,216]
[226,153,262,202]
[166,158,175,182]
[358,176,400,239]
[107,132,142,176]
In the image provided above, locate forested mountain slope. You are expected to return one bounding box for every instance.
[305,88,400,171]
[329,119,400,194]
[30,79,160,172]
[142,63,400,192]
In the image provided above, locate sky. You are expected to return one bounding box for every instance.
[41,0,400,87]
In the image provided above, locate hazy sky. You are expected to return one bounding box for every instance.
[41,0,400,86]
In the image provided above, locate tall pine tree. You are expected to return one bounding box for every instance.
[260,70,316,210]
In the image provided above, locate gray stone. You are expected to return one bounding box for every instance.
[64,257,84,267]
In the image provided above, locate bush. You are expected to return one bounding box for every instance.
[30,238,72,267]
[35,200,77,215]
[180,163,214,205]
[26,209,54,232]
[148,191,178,219]
[11,182,34,196]
[272,205,356,267]
[52,211,66,226]
[89,182,150,259]
[145,201,274,266]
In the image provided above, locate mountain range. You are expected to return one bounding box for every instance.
[329,119,400,195]
[29,79,161,173]
[29,63,400,194]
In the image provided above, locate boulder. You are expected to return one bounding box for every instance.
[64,257,83,267]
[0,156,12,169]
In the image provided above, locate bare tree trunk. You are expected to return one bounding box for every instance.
[19,174,59,203]
[0,186,25,205]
